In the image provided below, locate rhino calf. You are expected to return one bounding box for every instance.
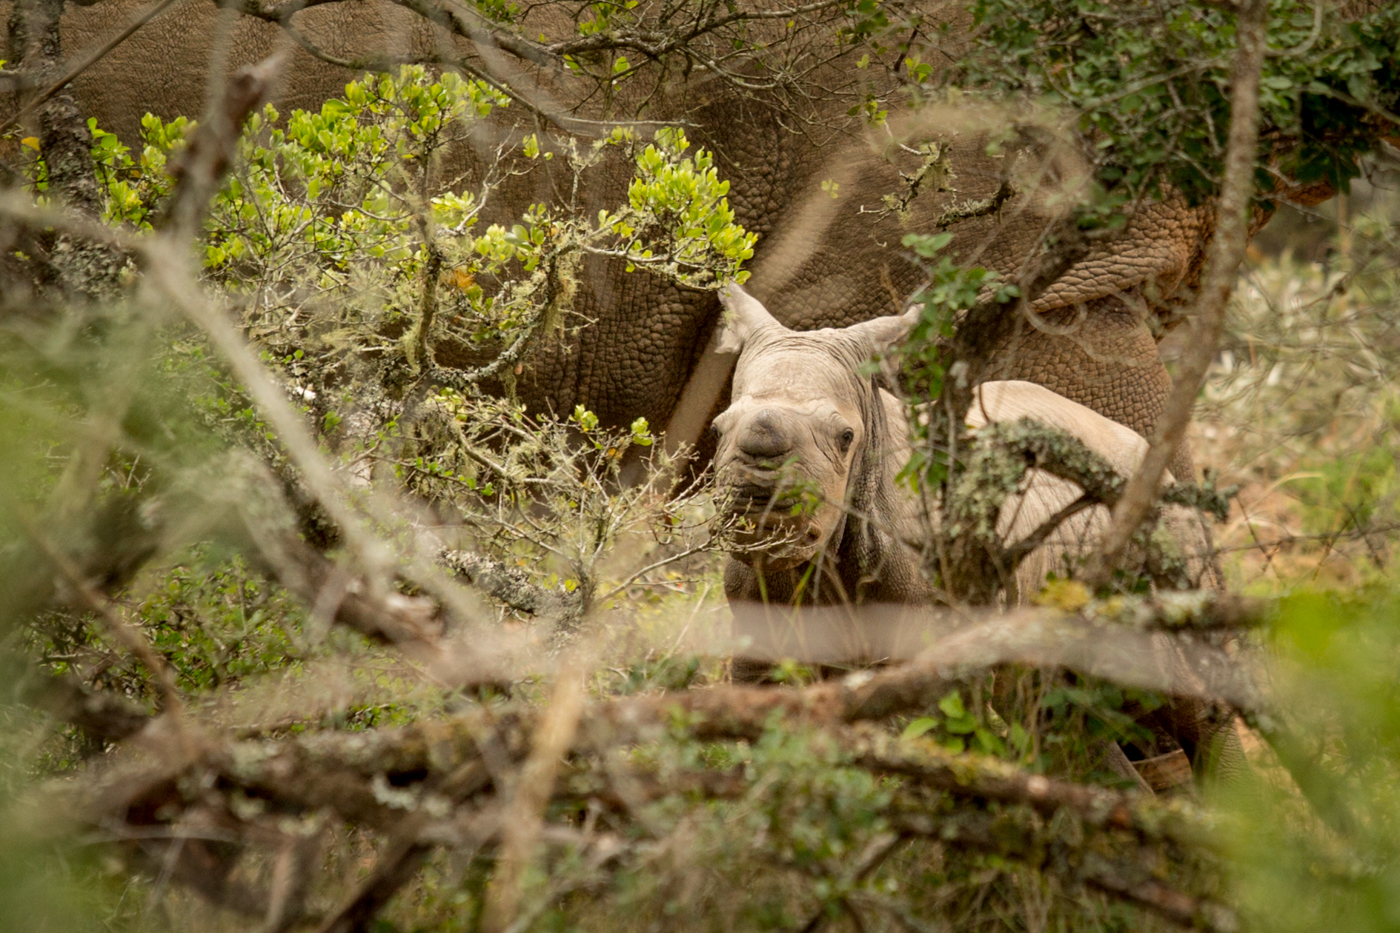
[711,283,1213,611]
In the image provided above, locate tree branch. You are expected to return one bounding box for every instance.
[440,549,581,620]
[1084,0,1270,588]
[161,53,284,239]
[480,660,588,933]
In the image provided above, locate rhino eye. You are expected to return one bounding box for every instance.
[838,428,855,452]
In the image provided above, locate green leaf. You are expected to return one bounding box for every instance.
[901,716,938,740]
[902,232,954,258]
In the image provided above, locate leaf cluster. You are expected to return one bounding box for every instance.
[958,0,1400,203]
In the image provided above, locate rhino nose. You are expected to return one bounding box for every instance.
[737,409,793,460]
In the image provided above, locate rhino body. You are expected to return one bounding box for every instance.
[711,284,1215,614]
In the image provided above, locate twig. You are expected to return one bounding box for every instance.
[845,728,1216,848]
[227,460,444,647]
[143,143,395,612]
[161,53,284,238]
[151,833,271,917]
[25,523,183,717]
[797,832,902,933]
[263,817,327,933]
[1212,522,1400,555]
[239,0,676,137]
[1080,857,1238,933]
[497,831,630,933]
[1002,494,1095,565]
[888,806,1235,932]
[934,180,1016,229]
[594,542,714,605]
[1266,0,1323,59]
[441,549,580,619]
[1240,709,1358,838]
[317,816,432,933]
[1306,83,1400,130]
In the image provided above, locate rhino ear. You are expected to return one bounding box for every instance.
[846,304,921,354]
[715,281,782,354]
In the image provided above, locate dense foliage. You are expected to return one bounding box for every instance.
[952,1,1400,202]
[2,2,1400,933]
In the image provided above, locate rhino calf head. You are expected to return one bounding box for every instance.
[711,283,917,570]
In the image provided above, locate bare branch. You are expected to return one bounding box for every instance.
[1085,0,1270,587]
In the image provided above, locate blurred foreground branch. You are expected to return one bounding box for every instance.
[21,613,1243,930]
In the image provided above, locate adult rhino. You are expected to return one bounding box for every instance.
[7,0,1361,482]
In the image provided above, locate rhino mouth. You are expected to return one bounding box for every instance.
[720,479,826,569]
[726,483,807,515]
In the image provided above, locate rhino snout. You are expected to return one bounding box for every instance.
[735,408,797,461]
